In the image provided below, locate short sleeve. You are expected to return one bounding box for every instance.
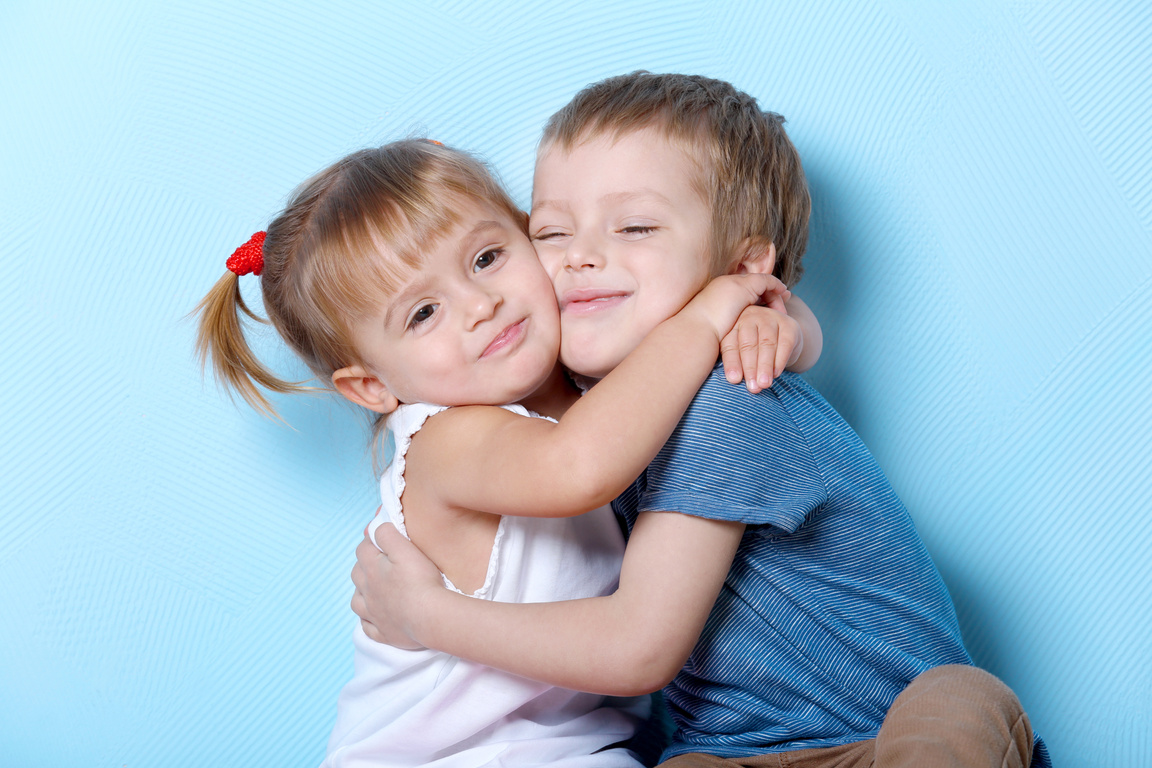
[638,368,828,535]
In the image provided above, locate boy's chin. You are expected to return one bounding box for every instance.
[558,349,622,383]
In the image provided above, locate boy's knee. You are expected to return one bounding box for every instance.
[915,664,1023,718]
[877,665,1033,768]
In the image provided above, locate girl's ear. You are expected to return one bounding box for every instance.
[733,241,777,276]
[332,365,400,414]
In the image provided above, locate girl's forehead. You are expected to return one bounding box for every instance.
[366,203,521,291]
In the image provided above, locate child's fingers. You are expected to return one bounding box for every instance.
[755,331,779,391]
[370,522,412,559]
[758,275,790,311]
[764,288,790,315]
[739,325,764,391]
[720,328,745,384]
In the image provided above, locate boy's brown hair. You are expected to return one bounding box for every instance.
[541,71,810,286]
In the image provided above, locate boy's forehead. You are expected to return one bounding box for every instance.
[532,125,708,206]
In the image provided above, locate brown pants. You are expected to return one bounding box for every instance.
[659,665,1034,768]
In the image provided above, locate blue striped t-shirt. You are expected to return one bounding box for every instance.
[613,366,1049,765]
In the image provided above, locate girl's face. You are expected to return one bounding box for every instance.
[345,200,562,409]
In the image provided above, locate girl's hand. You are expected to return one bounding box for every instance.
[350,523,444,650]
[720,305,803,393]
[680,273,791,340]
[678,273,791,377]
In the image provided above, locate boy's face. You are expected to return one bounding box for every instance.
[530,126,713,379]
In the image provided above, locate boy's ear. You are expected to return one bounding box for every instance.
[733,240,777,276]
[332,365,400,415]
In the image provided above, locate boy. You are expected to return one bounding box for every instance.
[355,73,1049,768]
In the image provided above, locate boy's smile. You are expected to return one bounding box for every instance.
[530,127,714,379]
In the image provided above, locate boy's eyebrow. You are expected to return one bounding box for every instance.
[530,198,569,216]
[601,189,674,207]
[531,189,673,217]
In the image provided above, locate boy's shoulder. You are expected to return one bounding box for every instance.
[679,366,824,434]
[670,366,826,467]
[633,367,829,530]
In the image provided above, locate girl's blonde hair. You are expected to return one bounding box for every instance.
[195,139,523,421]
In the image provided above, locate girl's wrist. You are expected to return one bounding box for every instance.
[407,585,454,649]
[661,309,722,349]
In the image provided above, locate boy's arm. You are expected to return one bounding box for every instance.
[354,511,745,696]
[784,294,822,372]
[421,273,789,519]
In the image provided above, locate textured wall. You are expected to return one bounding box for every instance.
[1,1,1148,765]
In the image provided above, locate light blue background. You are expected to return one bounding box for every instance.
[2,1,1149,766]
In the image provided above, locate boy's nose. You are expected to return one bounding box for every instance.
[563,231,606,271]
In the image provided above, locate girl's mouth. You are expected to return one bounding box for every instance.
[481,318,527,358]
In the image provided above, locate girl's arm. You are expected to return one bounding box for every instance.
[355,510,744,696]
[420,273,789,519]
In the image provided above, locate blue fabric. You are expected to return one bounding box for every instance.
[614,367,1049,765]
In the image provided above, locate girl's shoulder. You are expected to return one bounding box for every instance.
[386,402,556,482]
[402,402,554,445]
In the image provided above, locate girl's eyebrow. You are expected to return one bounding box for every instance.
[383,279,432,329]
[460,219,504,248]
[382,220,507,328]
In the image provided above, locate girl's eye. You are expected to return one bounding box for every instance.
[532,231,565,241]
[410,303,438,327]
[473,248,503,272]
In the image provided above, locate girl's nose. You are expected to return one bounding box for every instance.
[463,285,501,328]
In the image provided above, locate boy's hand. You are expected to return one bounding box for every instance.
[720,305,803,393]
[350,523,444,650]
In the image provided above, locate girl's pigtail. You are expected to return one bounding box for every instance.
[194,269,308,419]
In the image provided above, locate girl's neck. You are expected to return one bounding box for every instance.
[517,362,580,420]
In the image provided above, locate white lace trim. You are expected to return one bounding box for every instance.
[381,403,542,600]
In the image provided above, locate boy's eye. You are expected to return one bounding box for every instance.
[473,248,503,272]
[409,303,438,326]
[531,230,567,241]
[620,225,656,235]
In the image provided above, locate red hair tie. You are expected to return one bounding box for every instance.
[227,231,266,276]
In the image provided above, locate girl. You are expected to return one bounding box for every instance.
[195,140,796,768]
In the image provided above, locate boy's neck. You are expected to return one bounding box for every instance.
[517,363,581,420]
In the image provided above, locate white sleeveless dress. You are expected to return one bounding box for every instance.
[323,402,648,768]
